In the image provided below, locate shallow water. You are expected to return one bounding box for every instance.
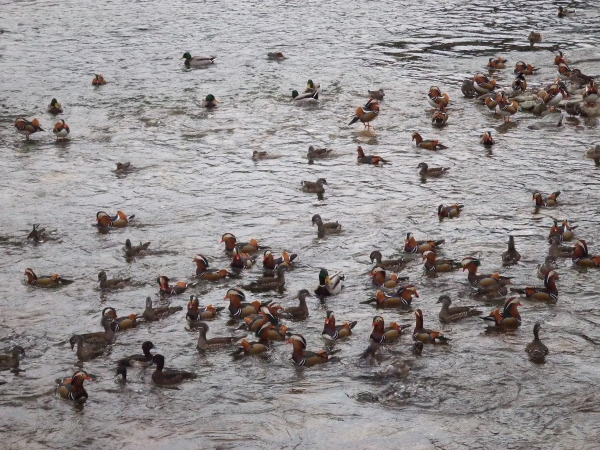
[1,0,600,448]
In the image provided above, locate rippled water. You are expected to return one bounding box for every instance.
[1,0,600,448]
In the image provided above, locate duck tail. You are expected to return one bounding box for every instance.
[348,116,359,126]
[437,143,448,149]
[360,298,377,304]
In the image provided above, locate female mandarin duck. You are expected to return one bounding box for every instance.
[528,32,542,44]
[510,270,559,302]
[361,286,418,309]
[417,162,450,177]
[220,233,262,254]
[482,297,522,329]
[480,131,494,146]
[92,74,107,85]
[47,98,63,114]
[96,210,134,228]
[242,265,287,292]
[193,254,230,280]
[487,57,507,69]
[427,86,450,108]
[307,145,333,159]
[71,334,108,362]
[267,51,286,60]
[502,235,521,266]
[157,275,195,296]
[311,214,341,238]
[152,355,197,386]
[437,295,482,323]
[302,178,327,194]
[14,118,43,140]
[526,323,549,363]
[287,334,333,367]
[514,61,539,75]
[314,268,344,296]
[186,295,224,324]
[322,311,357,340]
[572,240,600,267]
[370,316,409,344]
[369,250,407,272]
[411,132,447,150]
[533,191,560,207]
[195,322,238,352]
[24,268,73,287]
[356,146,388,165]
[404,232,445,254]
[431,105,448,127]
[181,52,215,67]
[496,94,518,122]
[438,203,463,218]
[52,119,70,140]
[224,288,264,319]
[57,370,91,402]
[473,73,496,94]
[279,290,310,321]
[124,239,150,258]
[369,266,408,289]
[143,297,182,322]
[97,271,131,290]
[583,81,598,106]
[413,309,449,344]
[460,257,512,288]
[423,251,461,273]
[0,346,25,370]
[349,98,379,129]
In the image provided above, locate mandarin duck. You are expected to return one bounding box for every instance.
[307,145,333,159]
[560,220,576,241]
[482,297,522,329]
[186,295,224,324]
[349,98,379,129]
[314,268,344,296]
[540,83,566,109]
[356,146,388,165]
[24,268,73,288]
[71,334,108,362]
[302,178,327,194]
[287,334,334,367]
[572,240,600,267]
[583,81,598,105]
[279,290,310,321]
[52,119,69,140]
[585,144,600,166]
[438,203,463,218]
[311,214,341,238]
[124,239,150,258]
[242,265,287,292]
[97,271,131,290]
[92,74,107,85]
[413,309,449,344]
[27,224,49,244]
[370,316,409,344]
[417,162,449,177]
[157,275,195,296]
[526,323,549,363]
[496,94,518,122]
[548,235,573,258]
[437,295,482,323]
[554,51,568,66]
[361,286,418,309]
[322,311,357,340]
[487,57,507,69]
[423,251,461,273]
[181,52,215,67]
[152,354,197,386]
[14,118,43,140]
[143,296,183,321]
[47,98,63,114]
[117,341,156,369]
[533,191,560,207]
[473,73,497,94]
[100,307,136,331]
[220,233,263,254]
[537,256,558,280]
[230,323,272,356]
[115,162,133,173]
[57,370,91,402]
[230,247,257,270]
[369,250,407,272]
[556,63,572,81]
[510,270,559,302]
[267,51,286,60]
[557,5,573,17]
[514,61,539,75]
[528,32,542,44]
[96,210,134,228]
[431,105,448,127]
[404,233,445,254]
[484,93,499,112]
[411,132,448,150]
[461,257,512,288]
[70,320,116,348]
[368,89,385,100]
[224,288,264,319]
[480,131,495,146]
[243,306,279,333]
[0,346,25,370]
[369,266,408,289]
[511,73,527,95]
[262,250,298,271]
[427,86,450,108]
[502,235,521,266]
[196,322,238,352]
[193,254,230,280]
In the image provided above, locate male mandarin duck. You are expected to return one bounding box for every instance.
[526,323,549,363]
[311,214,341,238]
[181,52,215,67]
[560,220,576,241]
[195,322,238,352]
[47,98,63,114]
[124,239,150,258]
[495,94,518,122]
[322,311,357,340]
[230,323,272,356]
[369,266,408,289]
[157,275,195,296]
[287,334,332,367]
[97,270,131,290]
[484,93,500,112]
[203,94,218,108]
[356,146,388,165]
[437,295,482,323]
[349,98,380,129]
[511,73,527,94]
[370,316,409,344]
[482,297,522,329]
[224,288,264,318]
[554,51,568,66]
[556,63,572,80]
[260,322,289,342]
[186,295,224,324]
[413,309,449,344]
[314,268,344,296]
[404,232,445,254]
[0,346,25,370]
[193,254,230,280]
[427,86,450,108]
[422,251,461,273]
[431,105,448,127]
[52,119,69,140]
[242,265,287,292]
[540,83,567,108]
[152,354,197,386]
[461,257,512,288]
[267,51,286,60]
[533,191,560,207]
[243,306,279,332]
[117,341,156,369]
[583,81,599,105]
[220,233,262,254]
[514,61,539,75]
[528,32,542,44]
[262,250,298,271]
[100,307,136,331]
[14,118,43,140]
[368,89,385,100]
[417,162,449,177]
[510,270,559,302]
[24,268,73,287]
[143,296,183,321]
[92,74,107,85]
[57,370,91,402]
[230,247,257,270]
[411,132,448,150]
[302,178,327,194]
[307,145,333,159]
[572,240,600,267]
[480,131,495,146]
[96,210,134,228]
[279,290,311,321]
[291,89,319,103]
[487,57,507,69]
[473,73,497,94]
[437,203,463,218]
[502,235,521,266]
[369,250,407,272]
[361,286,418,309]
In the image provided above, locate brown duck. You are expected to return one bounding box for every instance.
[279,289,310,321]
[193,254,230,280]
[369,250,407,272]
[437,295,482,323]
[412,132,447,150]
[302,178,327,194]
[0,346,25,370]
[417,162,449,177]
[196,322,238,352]
[242,265,287,292]
[311,214,341,238]
[404,233,445,254]
[502,236,521,266]
[307,145,334,159]
[143,296,183,321]
[124,239,150,258]
[322,311,357,340]
[98,270,131,290]
[24,268,73,288]
[525,323,548,363]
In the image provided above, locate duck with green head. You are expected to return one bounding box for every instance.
[203,94,218,108]
[314,268,344,296]
[181,52,215,67]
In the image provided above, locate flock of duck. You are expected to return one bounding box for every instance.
[4,10,600,405]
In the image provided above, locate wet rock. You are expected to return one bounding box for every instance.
[528,112,563,130]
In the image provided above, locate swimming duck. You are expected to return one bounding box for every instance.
[461,79,477,97]
[52,119,69,140]
[572,240,600,267]
[302,178,327,194]
[585,144,600,166]
[514,61,539,75]
[423,251,461,273]
[461,257,512,288]
[202,94,218,108]
[482,297,522,329]
[27,224,51,245]
[224,288,264,319]
[252,150,271,160]
[262,250,298,271]
[220,233,262,254]
[533,191,560,207]
[287,334,332,367]
[349,98,380,129]
[528,32,542,44]
[556,63,572,81]
[186,295,224,324]
[152,354,197,386]
[311,214,341,238]
[431,105,448,127]
[100,307,137,331]
[583,81,598,106]
[0,346,25,370]
[242,265,287,292]
[267,51,286,60]
[181,52,215,67]
[115,162,133,173]
[117,341,156,368]
[370,316,409,344]
[230,247,257,270]
[47,98,63,114]
[314,268,344,296]
[24,268,73,288]
[193,254,230,280]
[417,162,450,177]
[404,233,445,254]
[14,118,43,140]
[427,86,450,108]
[473,73,497,94]
[438,203,463,218]
[510,270,559,302]
[480,131,495,146]
[305,79,320,93]
[124,238,150,258]
[548,235,573,258]
[538,256,558,279]
[557,6,573,17]
[413,309,449,344]
[70,321,117,349]
[361,286,418,309]
[437,295,482,323]
[57,370,91,402]
[569,68,594,86]
[487,57,507,69]
[143,296,183,322]
[196,322,238,352]
[243,306,279,332]
[157,275,194,296]
[368,89,385,100]
[511,73,527,94]
[322,311,357,340]
[96,210,134,228]
[98,270,131,290]
[92,74,107,85]
[369,266,408,289]
[291,89,319,103]
[496,94,518,122]
[260,322,289,342]
[307,145,333,159]
[71,334,108,362]
[560,220,576,241]
[356,146,388,165]
[526,323,549,363]
[502,235,521,266]
[370,250,407,272]
[279,289,310,321]
[411,132,448,150]
[231,323,272,356]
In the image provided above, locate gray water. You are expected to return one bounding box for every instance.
[1,0,600,448]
